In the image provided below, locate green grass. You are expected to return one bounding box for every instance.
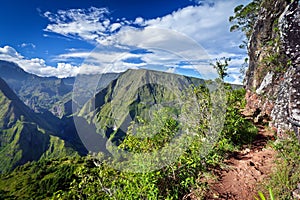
[263,133,300,199]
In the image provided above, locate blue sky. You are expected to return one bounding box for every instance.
[0,0,249,83]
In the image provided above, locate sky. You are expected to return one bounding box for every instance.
[0,0,250,84]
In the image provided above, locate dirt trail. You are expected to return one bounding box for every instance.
[205,123,277,200]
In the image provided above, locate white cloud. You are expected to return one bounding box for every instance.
[44,7,131,44]
[54,52,91,61]
[144,1,248,55]
[39,1,250,83]
[0,46,79,78]
[42,1,247,55]
[20,43,36,49]
[134,17,145,25]
[0,46,23,58]
[110,23,122,32]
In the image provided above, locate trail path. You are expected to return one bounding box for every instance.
[205,123,277,200]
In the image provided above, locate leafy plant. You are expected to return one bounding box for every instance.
[210,57,231,80]
[254,188,275,200]
[0,81,260,200]
[229,0,262,41]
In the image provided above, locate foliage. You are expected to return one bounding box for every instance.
[0,156,83,199]
[210,57,231,80]
[229,0,262,41]
[119,108,179,153]
[0,80,78,173]
[239,57,249,79]
[254,188,275,200]
[221,86,257,145]
[0,82,259,199]
[260,35,290,75]
[265,132,300,199]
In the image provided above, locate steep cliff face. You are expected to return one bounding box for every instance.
[244,0,300,137]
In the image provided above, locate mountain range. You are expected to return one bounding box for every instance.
[0,60,211,172]
[0,77,80,173]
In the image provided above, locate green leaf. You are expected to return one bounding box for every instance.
[258,191,266,200]
[269,188,275,200]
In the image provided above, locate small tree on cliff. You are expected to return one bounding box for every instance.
[229,0,262,48]
[211,57,231,81]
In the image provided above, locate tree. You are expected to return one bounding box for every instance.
[211,57,231,80]
[229,0,262,47]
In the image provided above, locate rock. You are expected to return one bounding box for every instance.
[244,0,300,137]
[256,72,274,95]
[293,189,300,200]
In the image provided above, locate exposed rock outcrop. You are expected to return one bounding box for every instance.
[244,0,300,139]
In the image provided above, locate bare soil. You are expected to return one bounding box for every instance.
[204,123,277,200]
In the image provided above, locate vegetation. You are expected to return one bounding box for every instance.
[230,0,300,199]
[79,69,204,144]
[255,188,275,200]
[0,79,258,199]
[260,33,290,76]
[0,77,78,173]
[0,156,83,199]
[210,57,231,80]
[0,60,73,114]
[229,0,262,46]
[0,1,299,198]
[263,132,300,199]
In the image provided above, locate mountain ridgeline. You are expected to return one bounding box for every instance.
[0,62,253,200]
[0,60,74,115]
[1,0,300,198]
[0,60,210,172]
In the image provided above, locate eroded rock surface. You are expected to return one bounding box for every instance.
[245,0,300,138]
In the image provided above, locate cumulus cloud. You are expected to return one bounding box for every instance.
[73,27,217,79]
[41,0,249,83]
[144,1,249,54]
[0,46,23,58]
[44,1,248,53]
[0,46,79,78]
[44,7,133,44]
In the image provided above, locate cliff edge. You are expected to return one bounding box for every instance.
[244,0,300,139]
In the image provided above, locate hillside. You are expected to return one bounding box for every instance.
[0,73,256,199]
[0,77,79,173]
[76,69,206,150]
[0,60,120,118]
[228,0,300,199]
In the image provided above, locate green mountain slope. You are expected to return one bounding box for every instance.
[0,60,73,115]
[0,60,120,118]
[0,78,77,173]
[77,69,205,147]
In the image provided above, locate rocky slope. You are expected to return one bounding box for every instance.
[244,0,300,139]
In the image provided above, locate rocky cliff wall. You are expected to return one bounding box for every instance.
[244,0,300,138]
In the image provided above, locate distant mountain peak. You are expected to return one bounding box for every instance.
[0,60,26,72]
